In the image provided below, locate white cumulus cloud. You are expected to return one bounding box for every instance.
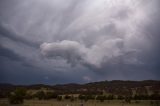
[40,38,127,68]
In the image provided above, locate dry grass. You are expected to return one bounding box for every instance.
[0,99,158,106]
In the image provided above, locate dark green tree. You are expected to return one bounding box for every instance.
[70,95,75,102]
[117,95,124,100]
[96,95,106,102]
[9,88,26,104]
[106,95,114,100]
[35,91,45,100]
[45,92,56,99]
[125,96,131,104]
[57,95,62,101]
[64,95,71,99]
[78,94,85,100]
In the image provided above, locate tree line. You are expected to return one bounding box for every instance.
[8,88,160,104]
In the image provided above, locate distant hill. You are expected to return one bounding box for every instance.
[0,80,160,98]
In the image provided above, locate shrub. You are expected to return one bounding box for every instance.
[125,96,131,104]
[106,95,114,100]
[34,91,45,100]
[25,93,33,100]
[45,92,56,99]
[70,95,75,102]
[64,95,71,99]
[150,92,160,100]
[9,88,26,104]
[96,95,106,102]
[117,95,124,100]
[57,95,62,101]
[78,94,85,100]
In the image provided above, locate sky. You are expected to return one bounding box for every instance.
[0,0,160,85]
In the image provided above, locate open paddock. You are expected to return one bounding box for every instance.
[0,99,159,106]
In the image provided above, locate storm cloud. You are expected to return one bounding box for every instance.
[0,0,160,84]
[40,39,125,68]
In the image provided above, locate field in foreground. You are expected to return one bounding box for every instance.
[0,99,159,106]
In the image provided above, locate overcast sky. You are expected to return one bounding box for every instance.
[0,0,160,85]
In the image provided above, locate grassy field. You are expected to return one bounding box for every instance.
[1,99,159,106]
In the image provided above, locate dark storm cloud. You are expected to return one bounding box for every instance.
[0,45,41,70]
[0,0,160,84]
[0,23,40,48]
[0,45,23,61]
